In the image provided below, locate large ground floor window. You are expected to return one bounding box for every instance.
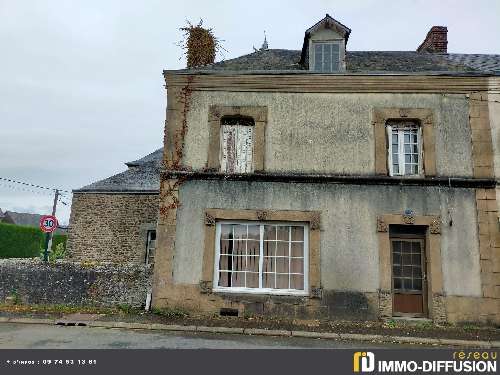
[214,221,309,295]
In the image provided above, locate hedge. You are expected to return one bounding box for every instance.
[0,222,67,258]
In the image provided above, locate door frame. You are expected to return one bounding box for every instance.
[390,235,428,318]
[376,214,443,321]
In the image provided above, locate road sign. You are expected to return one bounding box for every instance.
[39,215,58,233]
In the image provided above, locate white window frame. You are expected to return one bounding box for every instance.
[213,221,309,296]
[312,41,341,72]
[387,123,423,177]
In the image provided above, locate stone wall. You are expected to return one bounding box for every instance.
[67,193,159,264]
[0,259,152,307]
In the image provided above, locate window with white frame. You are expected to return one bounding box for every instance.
[145,230,156,266]
[313,42,341,72]
[214,222,308,295]
[220,116,254,173]
[387,121,422,176]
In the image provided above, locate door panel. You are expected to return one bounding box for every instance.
[391,238,426,316]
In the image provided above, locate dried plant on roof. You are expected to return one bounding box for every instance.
[178,19,223,68]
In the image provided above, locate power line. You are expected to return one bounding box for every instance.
[0,176,71,194]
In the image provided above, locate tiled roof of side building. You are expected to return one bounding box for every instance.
[171,49,500,75]
[76,148,163,193]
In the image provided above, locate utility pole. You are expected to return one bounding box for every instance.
[43,189,59,262]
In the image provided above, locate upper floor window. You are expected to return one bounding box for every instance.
[387,121,422,176]
[313,42,341,72]
[214,221,308,295]
[220,116,254,173]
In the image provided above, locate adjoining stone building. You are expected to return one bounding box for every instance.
[68,15,500,324]
[67,148,162,265]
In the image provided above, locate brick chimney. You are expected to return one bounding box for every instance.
[417,26,448,53]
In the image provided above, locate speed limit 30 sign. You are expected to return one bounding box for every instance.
[40,215,58,233]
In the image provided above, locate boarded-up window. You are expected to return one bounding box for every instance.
[220,116,254,173]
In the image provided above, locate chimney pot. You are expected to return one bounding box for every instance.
[417,26,448,53]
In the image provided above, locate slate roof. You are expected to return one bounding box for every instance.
[76,148,163,193]
[173,49,500,75]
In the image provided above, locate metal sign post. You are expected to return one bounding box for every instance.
[41,189,59,261]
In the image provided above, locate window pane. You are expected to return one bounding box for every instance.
[246,255,259,272]
[220,224,233,240]
[219,255,231,271]
[247,240,259,257]
[402,253,412,265]
[264,225,276,241]
[277,226,289,241]
[231,272,245,287]
[412,253,421,265]
[263,256,273,273]
[403,279,412,290]
[402,266,412,277]
[264,241,275,257]
[248,225,259,240]
[276,241,288,257]
[220,239,232,255]
[263,272,274,288]
[290,258,303,274]
[291,226,304,241]
[393,278,402,289]
[290,274,304,290]
[323,43,331,72]
[393,266,401,277]
[331,43,340,71]
[219,272,230,287]
[276,274,289,289]
[276,257,289,274]
[246,272,259,288]
[314,44,322,71]
[413,278,422,291]
[393,253,401,265]
[291,242,304,257]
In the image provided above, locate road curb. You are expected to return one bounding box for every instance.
[1,316,497,348]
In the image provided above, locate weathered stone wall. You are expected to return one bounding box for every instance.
[0,259,152,307]
[67,193,159,264]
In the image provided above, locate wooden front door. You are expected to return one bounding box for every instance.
[391,238,427,317]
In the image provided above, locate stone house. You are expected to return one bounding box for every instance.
[68,15,500,324]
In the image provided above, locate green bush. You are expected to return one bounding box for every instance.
[0,222,67,259]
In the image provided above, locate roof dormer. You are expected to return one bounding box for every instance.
[300,14,351,72]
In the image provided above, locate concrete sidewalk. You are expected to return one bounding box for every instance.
[0,316,498,348]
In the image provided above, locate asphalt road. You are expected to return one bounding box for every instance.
[0,323,436,349]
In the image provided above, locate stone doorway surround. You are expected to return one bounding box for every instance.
[376,213,446,322]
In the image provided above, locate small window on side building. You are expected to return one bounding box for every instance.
[145,230,156,266]
[313,42,340,72]
[387,121,422,176]
[220,116,254,173]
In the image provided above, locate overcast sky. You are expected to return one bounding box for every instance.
[1,0,499,224]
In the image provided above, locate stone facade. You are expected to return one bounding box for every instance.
[0,258,152,307]
[154,54,499,324]
[67,193,159,264]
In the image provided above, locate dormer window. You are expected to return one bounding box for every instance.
[300,14,351,72]
[313,41,341,72]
